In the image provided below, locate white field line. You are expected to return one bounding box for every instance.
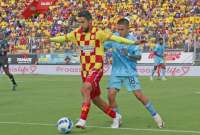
[0,121,200,134]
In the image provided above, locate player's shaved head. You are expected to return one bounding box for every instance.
[116,18,129,37]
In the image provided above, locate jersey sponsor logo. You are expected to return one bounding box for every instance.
[80,45,95,53]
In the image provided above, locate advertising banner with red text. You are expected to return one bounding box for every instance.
[2,65,200,77]
[139,52,194,64]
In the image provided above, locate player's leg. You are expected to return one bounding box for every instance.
[2,59,17,90]
[75,72,93,128]
[75,82,92,128]
[92,95,122,128]
[157,65,161,79]
[76,69,108,128]
[134,90,164,128]
[108,88,120,113]
[107,76,121,114]
[127,76,164,128]
[150,65,157,80]
[160,64,166,80]
[0,65,2,78]
[88,70,121,128]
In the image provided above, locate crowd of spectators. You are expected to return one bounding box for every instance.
[0,0,199,54]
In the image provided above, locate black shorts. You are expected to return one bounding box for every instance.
[0,56,9,68]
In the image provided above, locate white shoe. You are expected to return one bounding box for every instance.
[111,113,122,128]
[161,77,167,80]
[153,113,165,128]
[150,76,153,81]
[75,119,86,129]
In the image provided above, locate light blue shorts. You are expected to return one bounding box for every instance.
[108,75,141,92]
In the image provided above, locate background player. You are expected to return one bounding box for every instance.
[0,31,17,90]
[150,37,167,80]
[104,18,165,128]
[50,10,144,129]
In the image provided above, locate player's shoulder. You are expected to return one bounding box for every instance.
[72,27,82,34]
[96,28,112,34]
[128,45,141,51]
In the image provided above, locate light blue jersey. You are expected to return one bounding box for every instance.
[104,33,141,91]
[104,33,141,77]
[153,43,166,65]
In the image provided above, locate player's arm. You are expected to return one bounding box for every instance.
[128,54,141,61]
[127,46,142,61]
[97,30,144,45]
[50,30,77,43]
[50,36,67,43]
[109,34,143,45]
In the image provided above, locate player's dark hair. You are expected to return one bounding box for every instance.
[157,37,163,41]
[78,10,92,21]
[117,18,129,26]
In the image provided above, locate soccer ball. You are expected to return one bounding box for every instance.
[57,117,73,134]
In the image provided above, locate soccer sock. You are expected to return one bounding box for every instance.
[112,107,121,114]
[157,66,161,78]
[104,106,116,118]
[162,68,166,77]
[8,74,17,85]
[80,102,91,120]
[151,69,155,77]
[145,101,157,117]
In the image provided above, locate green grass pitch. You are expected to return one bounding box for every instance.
[0,75,200,135]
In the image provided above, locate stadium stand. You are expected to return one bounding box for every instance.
[0,0,199,54]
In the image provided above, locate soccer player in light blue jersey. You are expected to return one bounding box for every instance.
[150,37,167,80]
[104,18,164,128]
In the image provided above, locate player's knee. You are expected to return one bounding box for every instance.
[108,93,114,102]
[5,71,12,77]
[134,91,148,104]
[108,89,117,103]
[82,82,92,91]
[92,96,99,104]
[134,90,143,100]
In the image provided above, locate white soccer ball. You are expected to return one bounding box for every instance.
[57,117,73,134]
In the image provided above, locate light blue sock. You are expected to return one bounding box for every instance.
[162,68,166,77]
[151,69,155,77]
[145,101,157,117]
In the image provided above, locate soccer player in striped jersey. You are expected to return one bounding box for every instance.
[50,10,144,129]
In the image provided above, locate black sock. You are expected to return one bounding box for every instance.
[8,74,17,85]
